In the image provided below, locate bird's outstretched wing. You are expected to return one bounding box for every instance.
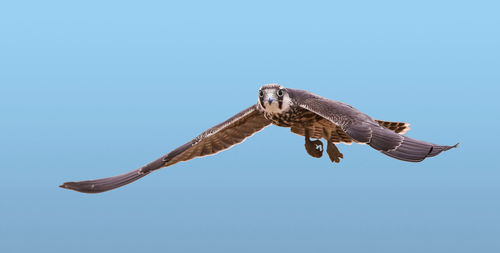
[60,104,271,194]
[287,88,457,162]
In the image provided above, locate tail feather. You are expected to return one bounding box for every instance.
[376,120,411,135]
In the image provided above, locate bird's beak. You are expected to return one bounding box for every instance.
[267,98,275,105]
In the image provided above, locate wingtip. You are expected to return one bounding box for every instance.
[439,142,459,153]
[59,182,75,190]
[58,181,101,194]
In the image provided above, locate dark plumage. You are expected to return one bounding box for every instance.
[60,84,458,194]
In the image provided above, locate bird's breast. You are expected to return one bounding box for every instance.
[265,109,321,128]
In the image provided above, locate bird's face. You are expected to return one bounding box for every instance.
[258,84,292,113]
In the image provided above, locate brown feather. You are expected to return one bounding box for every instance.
[60,104,271,193]
[375,120,411,135]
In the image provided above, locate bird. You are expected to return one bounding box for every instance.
[60,84,458,194]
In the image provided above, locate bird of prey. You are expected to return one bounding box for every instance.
[60,84,458,194]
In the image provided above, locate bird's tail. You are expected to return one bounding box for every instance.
[60,156,166,194]
[375,120,411,134]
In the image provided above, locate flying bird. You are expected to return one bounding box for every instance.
[60,84,458,193]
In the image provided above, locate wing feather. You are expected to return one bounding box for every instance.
[60,104,271,193]
[287,88,457,162]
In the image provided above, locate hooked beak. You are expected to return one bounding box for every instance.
[267,98,275,105]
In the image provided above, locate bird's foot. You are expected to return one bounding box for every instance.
[326,141,343,163]
[305,138,324,158]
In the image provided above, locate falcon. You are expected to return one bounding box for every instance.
[60,84,458,193]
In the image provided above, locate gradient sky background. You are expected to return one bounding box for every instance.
[1,1,499,252]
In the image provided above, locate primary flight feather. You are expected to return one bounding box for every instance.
[60,84,458,193]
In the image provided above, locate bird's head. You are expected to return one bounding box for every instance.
[258,84,292,113]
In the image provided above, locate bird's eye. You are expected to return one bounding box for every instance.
[277,89,284,97]
[259,90,264,97]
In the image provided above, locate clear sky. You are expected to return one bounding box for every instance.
[1,1,499,252]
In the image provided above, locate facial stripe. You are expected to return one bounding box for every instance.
[259,95,266,109]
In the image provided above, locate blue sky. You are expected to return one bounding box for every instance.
[1,1,499,252]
